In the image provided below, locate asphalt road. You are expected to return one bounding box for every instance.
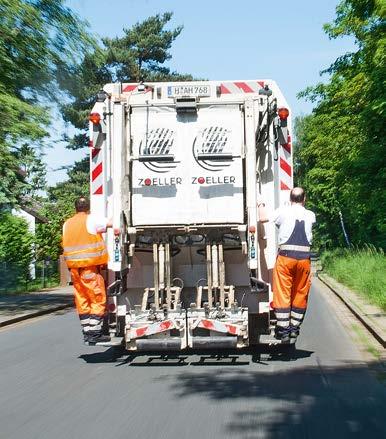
[0,279,385,439]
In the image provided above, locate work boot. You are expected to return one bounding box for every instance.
[87,332,111,345]
[275,326,291,343]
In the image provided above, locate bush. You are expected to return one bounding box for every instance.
[0,212,34,291]
[321,246,386,311]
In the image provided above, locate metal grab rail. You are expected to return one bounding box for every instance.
[197,153,234,161]
[138,154,174,162]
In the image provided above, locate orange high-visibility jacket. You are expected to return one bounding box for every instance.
[62,213,108,268]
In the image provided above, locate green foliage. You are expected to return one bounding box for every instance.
[103,12,183,82]
[0,212,34,290]
[0,88,49,204]
[0,0,94,205]
[295,0,386,250]
[0,0,92,96]
[322,246,386,310]
[59,12,193,149]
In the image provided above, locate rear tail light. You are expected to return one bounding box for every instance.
[89,112,101,125]
[108,303,116,313]
[278,107,289,121]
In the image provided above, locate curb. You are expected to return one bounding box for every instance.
[317,272,386,348]
[0,303,74,328]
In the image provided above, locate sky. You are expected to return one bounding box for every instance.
[45,0,356,185]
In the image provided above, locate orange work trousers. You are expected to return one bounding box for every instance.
[70,266,106,317]
[272,255,311,309]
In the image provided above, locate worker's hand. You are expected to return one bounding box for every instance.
[257,194,268,223]
[256,194,266,207]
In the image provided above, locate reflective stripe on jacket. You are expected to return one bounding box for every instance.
[62,213,108,268]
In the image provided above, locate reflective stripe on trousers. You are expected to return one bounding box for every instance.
[291,307,306,327]
[275,307,290,328]
[79,314,90,333]
[89,314,103,332]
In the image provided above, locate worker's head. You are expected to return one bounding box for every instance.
[290,187,306,205]
[75,197,90,213]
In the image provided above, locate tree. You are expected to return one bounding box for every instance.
[103,12,184,82]
[59,12,193,149]
[0,0,94,205]
[295,0,385,249]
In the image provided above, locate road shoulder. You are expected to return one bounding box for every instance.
[317,272,386,348]
[0,286,74,328]
[314,276,386,387]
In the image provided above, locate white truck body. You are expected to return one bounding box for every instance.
[89,80,293,350]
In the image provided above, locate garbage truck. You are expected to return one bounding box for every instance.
[88,79,293,350]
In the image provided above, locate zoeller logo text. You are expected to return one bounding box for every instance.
[138,177,182,186]
[192,176,236,185]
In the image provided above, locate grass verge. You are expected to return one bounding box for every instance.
[350,324,381,360]
[321,246,386,311]
[0,275,59,295]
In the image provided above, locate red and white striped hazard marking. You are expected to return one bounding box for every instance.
[129,319,175,340]
[122,84,152,93]
[122,84,137,93]
[220,81,265,94]
[90,147,103,195]
[122,81,265,95]
[195,318,242,336]
[279,135,293,190]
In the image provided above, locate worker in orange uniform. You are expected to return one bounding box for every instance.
[62,197,112,344]
[258,187,316,342]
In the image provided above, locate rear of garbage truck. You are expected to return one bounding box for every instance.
[88,79,292,350]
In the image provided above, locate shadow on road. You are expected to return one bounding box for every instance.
[165,362,386,438]
[78,345,314,367]
[77,347,386,438]
[0,294,73,315]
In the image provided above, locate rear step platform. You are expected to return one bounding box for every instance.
[87,335,296,348]
[258,334,297,345]
[89,336,124,347]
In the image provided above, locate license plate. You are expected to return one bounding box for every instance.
[167,84,211,97]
